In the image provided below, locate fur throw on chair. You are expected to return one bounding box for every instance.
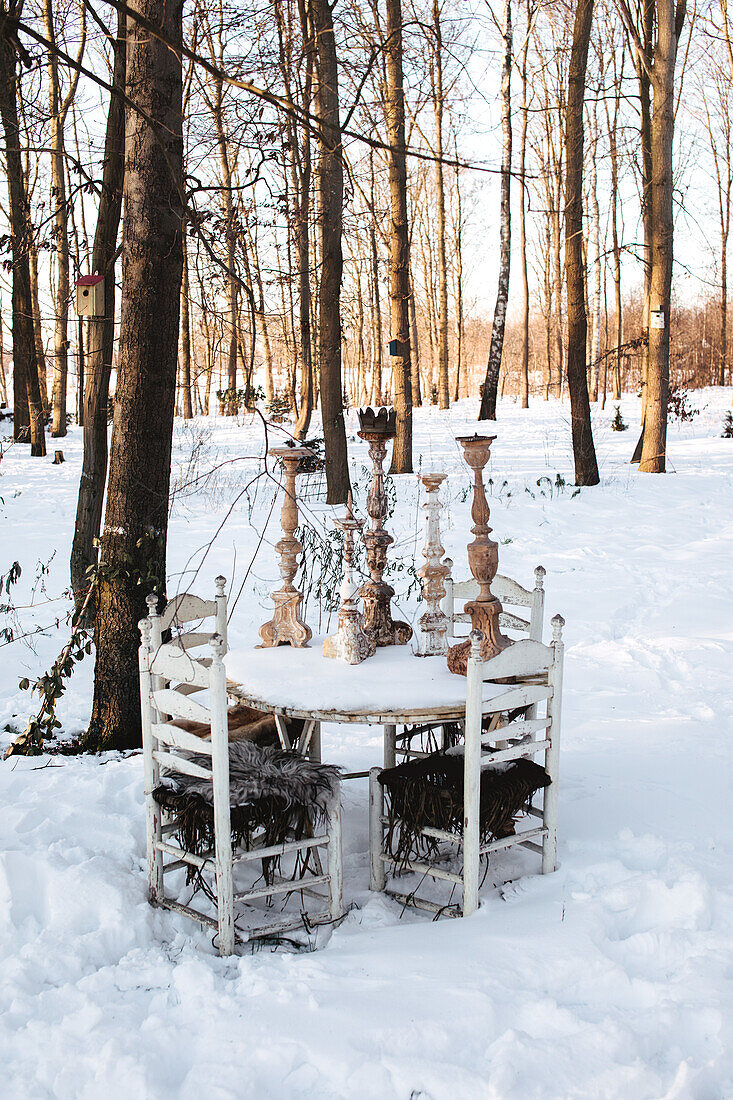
[153,741,340,884]
[379,753,550,870]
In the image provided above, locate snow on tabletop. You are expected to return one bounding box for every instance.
[225,635,508,714]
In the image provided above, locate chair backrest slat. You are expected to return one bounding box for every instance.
[151,643,211,689]
[481,638,552,681]
[153,748,213,781]
[152,687,211,724]
[161,594,217,631]
[152,721,214,756]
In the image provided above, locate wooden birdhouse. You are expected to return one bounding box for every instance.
[76,275,105,318]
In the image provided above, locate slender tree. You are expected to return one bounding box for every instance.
[70,7,126,601]
[565,0,599,484]
[480,0,512,420]
[0,1,46,456]
[385,0,413,472]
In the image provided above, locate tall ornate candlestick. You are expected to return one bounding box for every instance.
[357,407,412,647]
[259,446,313,648]
[447,435,508,674]
[417,472,450,656]
[323,493,376,664]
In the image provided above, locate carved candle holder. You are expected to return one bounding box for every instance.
[447,434,508,675]
[357,407,412,647]
[323,493,376,664]
[259,446,313,648]
[417,472,450,656]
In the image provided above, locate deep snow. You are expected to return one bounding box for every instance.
[1,391,732,1099]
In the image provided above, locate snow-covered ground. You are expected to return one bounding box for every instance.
[1,390,732,1099]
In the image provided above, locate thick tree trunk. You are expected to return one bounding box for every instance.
[564,0,599,485]
[385,0,413,472]
[70,9,125,601]
[639,0,683,472]
[85,0,183,751]
[0,12,46,456]
[310,0,350,501]
[479,0,512,421]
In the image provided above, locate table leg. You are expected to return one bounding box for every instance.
[369,768,386,891]
[383,723,397,770]
[308,720,322,763]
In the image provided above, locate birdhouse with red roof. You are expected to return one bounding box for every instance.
[76,274,105,317]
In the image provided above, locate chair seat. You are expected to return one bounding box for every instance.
[154,740,340,879]
[379,752,550,870]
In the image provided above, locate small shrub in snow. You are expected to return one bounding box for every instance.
[721,411,733,438]
[611,406,628,431]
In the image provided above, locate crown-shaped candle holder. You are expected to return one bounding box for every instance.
[357,406,397,435]
[357,407,412,647]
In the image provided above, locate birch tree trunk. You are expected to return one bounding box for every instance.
[85,0,183,750]
[479,0,512,420]
[564,0,599,485]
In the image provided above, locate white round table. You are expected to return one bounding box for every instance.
[225,637,512,768]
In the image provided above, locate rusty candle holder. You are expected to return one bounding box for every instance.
[447,434,508,674]
[259,446,313,648]
[357,407,412,647]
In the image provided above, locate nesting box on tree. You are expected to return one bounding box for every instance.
[76,274,105,318]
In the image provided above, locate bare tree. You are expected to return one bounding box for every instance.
[0,1,46,456]
[617,0,687,471]
[70,6,126,601]
[565,0,599,484]
[385,0,413,472]
[479,0,512,420]
[85,0,183,750]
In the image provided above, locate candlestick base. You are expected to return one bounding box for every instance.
[259,589,312,649]
[360,583,413,647]
[323,608,376,664]
[446,598,508,675]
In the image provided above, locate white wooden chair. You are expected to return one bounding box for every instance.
[145,579,320,758]
[370,615,564,918]
[139,622,343,955]
[392,563,548,765]
[443,559,546,642]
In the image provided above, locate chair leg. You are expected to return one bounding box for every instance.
[327,790,343,921]
[383,724,397,769]
[309,720,322,763]
[369,768,386,891]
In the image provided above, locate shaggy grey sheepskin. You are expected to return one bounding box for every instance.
[164,739,340,812]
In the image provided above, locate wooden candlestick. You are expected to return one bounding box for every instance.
[323,494,376,664]
[259,447,313,648]
[447,435,508,674]
[357,408,412,647]
[417,472,449,656]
